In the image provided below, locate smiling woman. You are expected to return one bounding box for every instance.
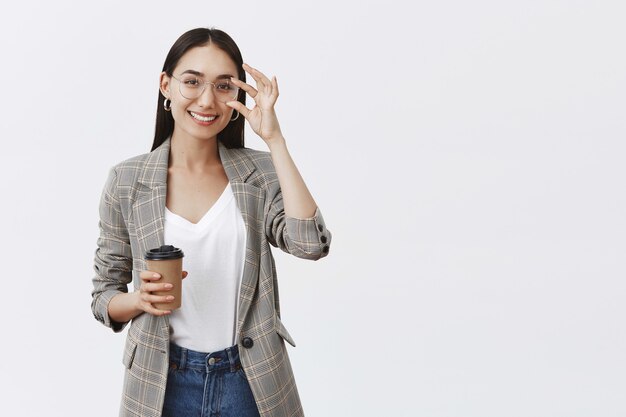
[158,44,241,147]
[153,30,247,151]
[90,27,332,417]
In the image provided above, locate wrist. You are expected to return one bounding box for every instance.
[266,135,286,151]
[108,291,141,324]
[131,291,142,312]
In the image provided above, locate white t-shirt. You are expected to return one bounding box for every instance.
[164,183,247,352]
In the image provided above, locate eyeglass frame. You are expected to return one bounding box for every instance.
[170,74,240,102]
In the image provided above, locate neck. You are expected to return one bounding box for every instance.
[169,131,221,172]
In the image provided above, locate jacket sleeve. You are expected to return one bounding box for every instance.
[264,178,332,260]
[91,167,133,333]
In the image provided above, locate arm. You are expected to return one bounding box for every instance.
[265,140,332,260]
[91,167,134,333]
[92,167,187,327]
[227,64,332,259]
[267,138,316,219]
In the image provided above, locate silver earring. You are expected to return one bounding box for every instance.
[163,98,171,112]
[230,110,239,121]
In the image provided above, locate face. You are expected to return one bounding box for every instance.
[160,44,239,143]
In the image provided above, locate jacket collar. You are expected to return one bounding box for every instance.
[137,137,256,189]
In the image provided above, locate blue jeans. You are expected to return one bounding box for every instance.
[162,342,261,417]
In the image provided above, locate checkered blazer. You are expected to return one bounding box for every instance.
[91,137,331,417]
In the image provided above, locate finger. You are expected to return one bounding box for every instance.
[230,77,258,98]
[243,63,267,90]
[244,63,272,89]
[142,282,174,293]
[144,304,171,316]
[142,293,175,304]
[271,76,279,99]
[226,101,252,119]
[140,271,162,281]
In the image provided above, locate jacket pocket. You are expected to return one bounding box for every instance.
[122,336,138,369]
[275,317,296,347]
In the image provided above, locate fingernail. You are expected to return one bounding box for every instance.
[165,284,173,289]
[153,273,161,278]
[167,296,174,301]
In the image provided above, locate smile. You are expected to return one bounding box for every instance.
[188,111,218,122]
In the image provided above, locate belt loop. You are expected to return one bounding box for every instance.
[179,345,187,371]
[227,346,238,372]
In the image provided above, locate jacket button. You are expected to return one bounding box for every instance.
[320,235,327,244]
[317,224,324,232]
[242,337,254,349]
[322,245,329,254]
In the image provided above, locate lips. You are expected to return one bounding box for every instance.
[188,111,218,122]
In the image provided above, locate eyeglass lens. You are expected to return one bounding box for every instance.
[178,76,239,101]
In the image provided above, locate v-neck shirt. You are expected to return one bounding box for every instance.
[164,183,247,352]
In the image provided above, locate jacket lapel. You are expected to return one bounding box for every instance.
[132,139,170,336]
[132,138,169,255]
[218,143,262,338]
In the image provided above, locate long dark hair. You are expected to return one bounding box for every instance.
[151,28,246,151]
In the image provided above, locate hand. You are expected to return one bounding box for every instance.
[227,63,284,144]
[136,270,188,316]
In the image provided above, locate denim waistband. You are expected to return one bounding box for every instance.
[169,342,242,373]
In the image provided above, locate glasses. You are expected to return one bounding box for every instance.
[171,74,240,102]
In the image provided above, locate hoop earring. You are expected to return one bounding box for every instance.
[230,110,239,122]
[163,98,171,112]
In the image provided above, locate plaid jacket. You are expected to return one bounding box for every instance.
[91,137,331,417]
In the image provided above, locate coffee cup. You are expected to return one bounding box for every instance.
[144,245,185,310]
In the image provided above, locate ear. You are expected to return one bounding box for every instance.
[159,72,171,97]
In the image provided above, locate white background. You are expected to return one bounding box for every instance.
[0,1,624,416]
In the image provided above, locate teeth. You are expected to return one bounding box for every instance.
[190,112,217,122]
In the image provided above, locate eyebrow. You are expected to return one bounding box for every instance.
[179,69,235,79]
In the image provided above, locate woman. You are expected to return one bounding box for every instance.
[91,27,331,417]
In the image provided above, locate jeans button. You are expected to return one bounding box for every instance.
[208,357,216,365]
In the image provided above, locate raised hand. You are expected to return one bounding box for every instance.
[227,63,284,144]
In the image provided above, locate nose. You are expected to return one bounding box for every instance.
[196,84,216,107]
